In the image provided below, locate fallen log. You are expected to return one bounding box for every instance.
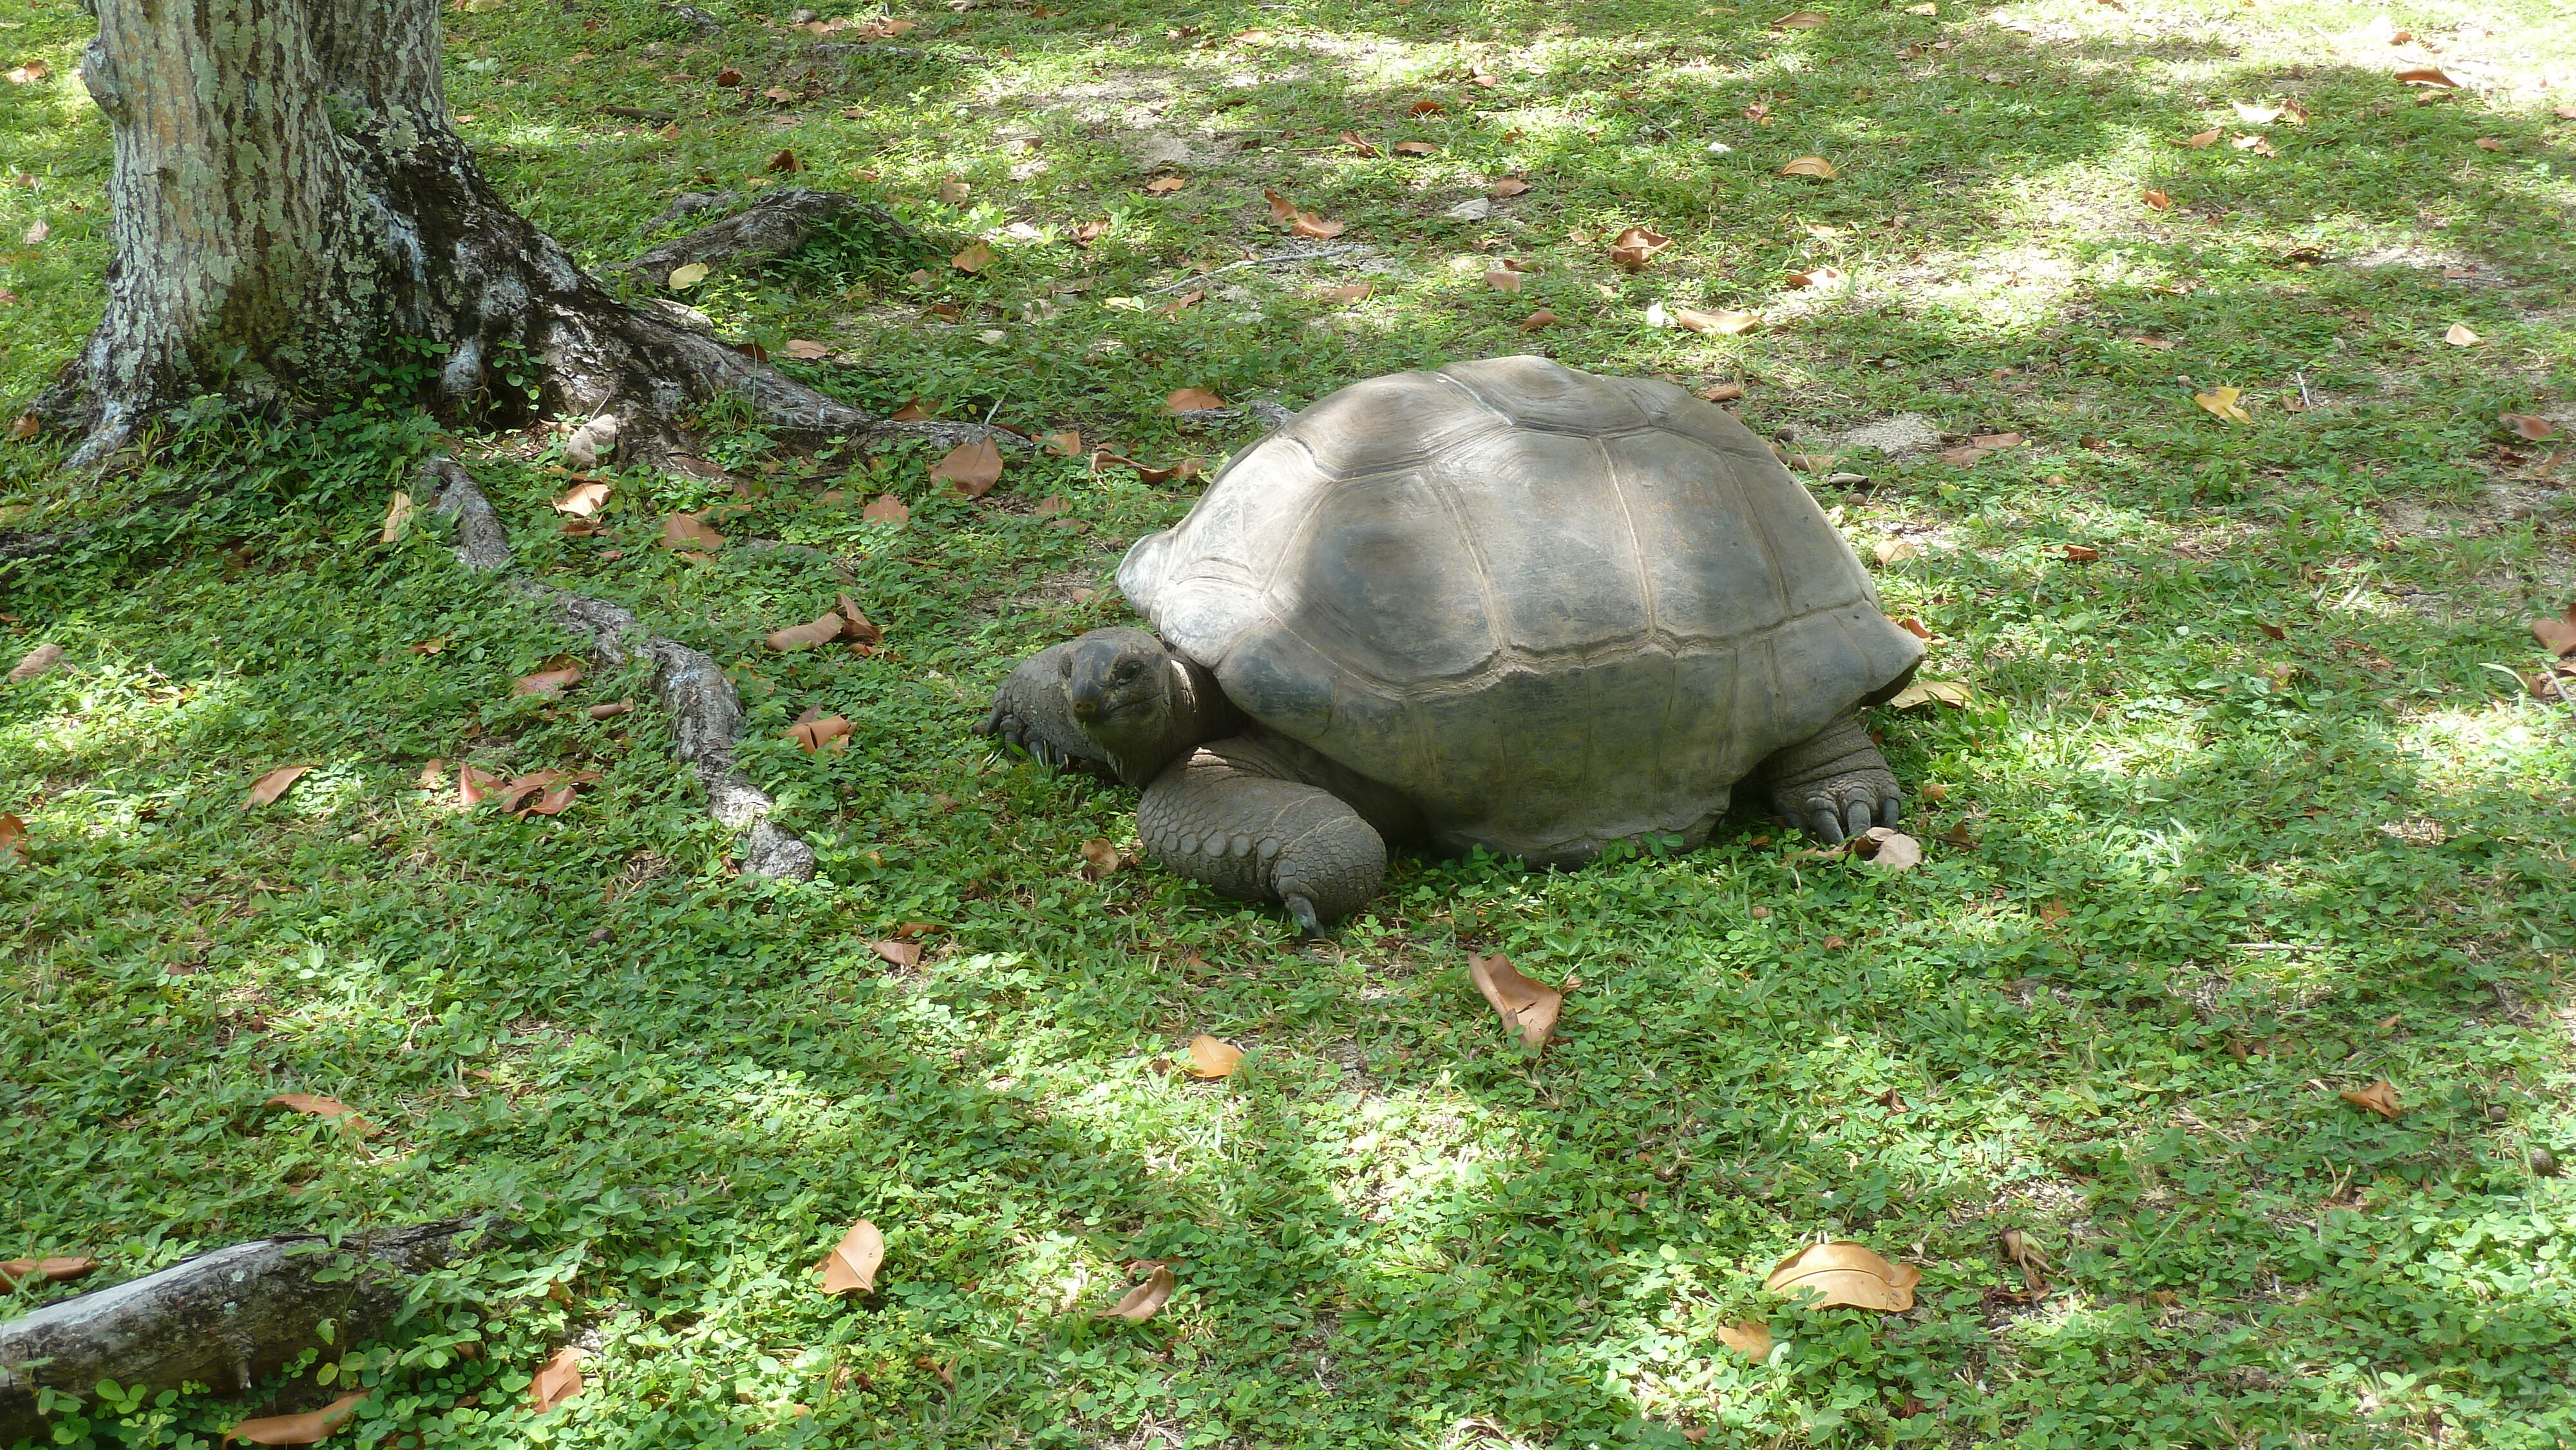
[0,1221,482,1445]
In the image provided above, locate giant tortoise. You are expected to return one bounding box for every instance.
[977,355,1926,933]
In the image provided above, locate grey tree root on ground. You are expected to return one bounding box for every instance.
[419,457,815,880]
[30,0,982,469]
[0,1221,484,1444]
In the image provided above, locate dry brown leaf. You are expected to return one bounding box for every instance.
[1770,8,1829,25]
[1490,177,1531,197]
[2532,605,2576,657]
[2444,323,2481,347]
[1338,131,1379,157]
[837,594,882,645]
[1608,225,1672,270]
[1468,952,1563,1050]
[951,240,994,274]
[1186,1035,1245,1078]
[2500,413,2560,441]
[1321,282,1374,303]
[1999,1227,2052,1295]
[1407,99,1445,115]
[1484,268,1524,293]
[266,1092,374,1135]
[1264,189,1298,223]
[6,641,64,683]
[781,339,830,360]
[2063,543,2101,562]
[766,147,802,173]
[5,413,35,440]
[1167,386,1226,413]
[661,513,725,551]
[819,1220,884,1295]
[2233,133,2276,156]
[5,60,50,84]
[1718,1321,1774,1361]
[1854,827,1922,871]
[1390,140,1439,156]
[530,1346,584,1413]
[1033,495,1071,516]
[585,700,633,720]
[1676,306,1761,335]
[1519,309,1558,332]
[1042,429,1085,457]
[930,438,1004,498]
[1765,1241,1921,1312]
[0,811,24,867]
[2341,1079,2402,1120]
[1889,679,1973,710]
[871,939,921,968]
[554,480,612,517]
[1699,382,1745,402]
[2141,189,2172,209]
[766,610,846,652]
[1100,1265,1177,1320]
[1291,212,1347,239]
[2394,66,2459,88]
[1777,155,1838,180]
[889,398,934,422]
[2472,135,2503,151]
[515,664,583,697]
[1143,176,1187,195]
[786,715,854,752]
[1896,616,1935,641]
[863,494,910,525]
[0,1255,97,1289]
[1873,538,1923,565]
[379,491,414,544]
[2195,386,2253,424]
[2175,127,2222,148]
[245,764,316,808]
[1079,838,1126,880]
[1072,218,1110,246]
[223,1391,368,1445]
[1783,265,1846,289]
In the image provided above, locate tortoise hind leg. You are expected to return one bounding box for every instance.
[1756,710,1902,845]
[1137,740,1387,935]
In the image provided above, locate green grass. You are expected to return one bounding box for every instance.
[5,0,2576,1444]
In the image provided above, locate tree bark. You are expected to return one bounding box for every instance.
[41,0,946,467]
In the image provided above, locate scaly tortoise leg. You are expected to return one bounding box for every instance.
[1136,740,1386,936]
[1757,710,1902,845]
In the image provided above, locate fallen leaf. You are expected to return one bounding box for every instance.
[6,414,37,440]
[2474,135,2505,151]
[936,180,971,206]
[1338,131,1379,157]
[2530,604,2576,657]
[952,240,994,273]
[2175,127,2222,148]
[0,1256,97,1288]
[1468,952,1563,1050]
[714,66,743,86]
[1999,1227,2052,1295]
[554,480,612,517]
[838,594,882,645]
[1101,1265,1177,1320]
[1161,288,1204,315]
[1321,282,1374,303]
[1904,1,1935,10]
[521,785,579,816]
[0,811,23,867]
[1771,8,1828,25]
[2131,334,2179,350]
[2233,134,2277,156]
[245,764,316,808]
[661,513,725,551]
[530,1346,583,1413]
[2394,67,2459,88]
[1699,382,1745,402]
[1676,306,1761,335]
[819,1220,884,1295]
[2232,100,2281,125]
[1873,538,1923,565]
[585,700,633,720]
[514,664,583,697]
[1290,211,1346,239]
[1186,1035,1245,1078]
[1607,225,1672,270]
[1143,175,1187,194]
[1408,99,1444,115]
[781,339,830,360]
[1390,140,1439,155]
[1919,782,1949,802]
[2501,413,2560,441]
[1889,679,1973,709]
[6,641,64,683]
[457,766,500,809]
[667,261,710,289]
[1718,1321,1774,1361]
[863,494,910,525]
[1783,265,1845,289]
[265,1092,374,1134]
[929,438,1004,498]
[4,59,49,83]
[1764,1241,1921,1312]
[1484,268,1524,292]
[1043,429,1085,456]
[1519,308,1558,332]
[871,939,921,968]
[2195,386,2254,424]
[223,1391,368,1445]
[1166,386,1226,413]
[1873,1087,1907,1111]
[790,713,853,753]
[2444,323,2481,347]
[2063,543,2100,562]
[766,147,801,173]
[2141,189,2172,209]
[889,398,936,422]
[766,609,848,652]
[1072,218,1110,245]
[1777,155,1838,180]
[1853,827,1922,871]
[1941,820,1976,847]
[1490,177,1531,197]
[1079,838,1126,880]
[2341,1079,2402,1120]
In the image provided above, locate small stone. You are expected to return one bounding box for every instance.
[562,413,620,469]
[2535,1147,2561,1178]
[1444,197,1493,222]
[1707,140,1734,154]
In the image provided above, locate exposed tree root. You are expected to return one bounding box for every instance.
[0,1220,484,1444]
[420,457,816,880]
[622,187,922,283]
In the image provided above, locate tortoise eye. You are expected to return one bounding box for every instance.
[1115,659,1142,680]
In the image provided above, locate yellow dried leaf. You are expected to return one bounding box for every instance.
[1873,538,1924,566]
[265,1092,375,1135]
[667,262,710,289]
[1143,175,1186,195]
[1166,386,1226,413]
[2443,323,2481,347]
[862,494,909,525]
[1676,306,1761,335]
[1777,155,1838,180]
[1469,952,1563,1050]
[2341,1079,2402,1119]
[1855,827,1922,871]
[1607,225,1672,270]
[1320,282,1374,303]
[2194,386,2253,424]
[1770,10,1830,26]
[554,480,612,518]
[529,1347,583,1413]
[786,714,853,752]
[1186,1035,1245,1078]
[2175,127,2222,148]
[766,610,848,652]
[1484,268,1524,292]
[379,491,414,543]
[1100,1265,1177,1319]
[1718,1321,1774,1361]
[819,1220,884,1294]
[1764,1241,1921,1312]
[1889,679,1973,710]
[1519,308,1558,332]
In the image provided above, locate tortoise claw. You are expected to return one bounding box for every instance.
[1844,800,1873,842]
[1284,893,1325,938]
[1877,794,1902,829]
[1807,805,1846,845]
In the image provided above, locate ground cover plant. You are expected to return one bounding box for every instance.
[4,0,2576,1442]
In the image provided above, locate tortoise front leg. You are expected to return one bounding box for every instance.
[1137,740,1387,936]
[1756,710,1902,845]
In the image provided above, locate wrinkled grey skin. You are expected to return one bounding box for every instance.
[977,357,1923,934]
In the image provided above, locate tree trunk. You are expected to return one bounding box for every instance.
[42,0,913,467]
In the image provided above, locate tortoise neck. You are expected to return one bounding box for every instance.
[1099,653,1240,786]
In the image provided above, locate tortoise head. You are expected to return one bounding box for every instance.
[1062,627,1195,784]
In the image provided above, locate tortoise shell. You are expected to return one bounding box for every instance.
[1116,355,1924,864]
